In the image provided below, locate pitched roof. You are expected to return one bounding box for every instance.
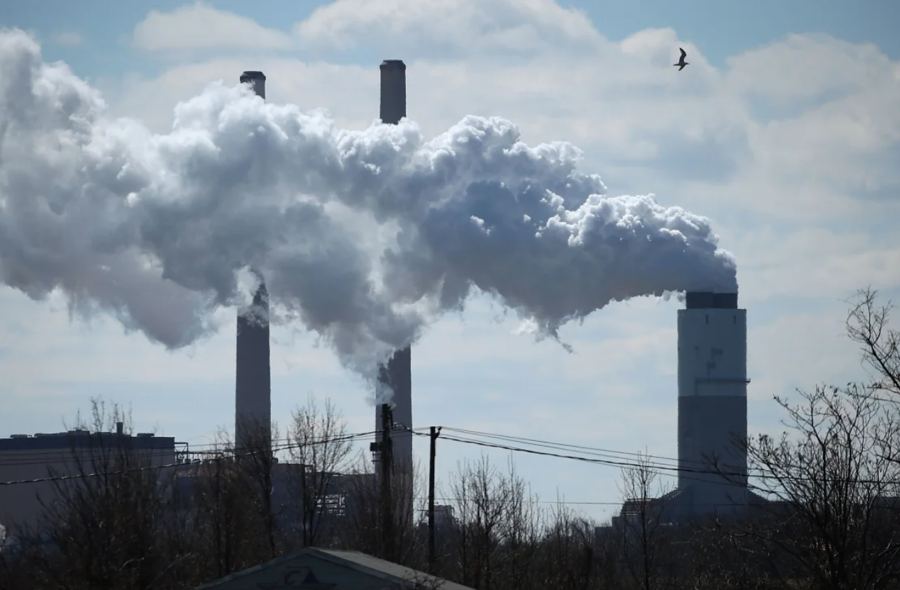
[194,547,475,590]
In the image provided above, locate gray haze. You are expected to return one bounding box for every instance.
[0,29,737,381]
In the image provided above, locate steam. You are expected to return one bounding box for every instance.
[0,29,736,378]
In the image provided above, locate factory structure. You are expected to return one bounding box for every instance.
[612,290,751,527]
[234,71,272,456]
[0,427,178,535]
[0,60,755,543]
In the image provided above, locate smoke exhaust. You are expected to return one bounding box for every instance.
[235,71,271,455]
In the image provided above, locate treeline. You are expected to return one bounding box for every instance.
[1,288,900,590]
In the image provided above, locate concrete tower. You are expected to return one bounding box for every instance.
[374,59,413,478]
[235,71,271,454]
[677,292,748,516]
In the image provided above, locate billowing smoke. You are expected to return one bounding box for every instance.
[0,30,736,378]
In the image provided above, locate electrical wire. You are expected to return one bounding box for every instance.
[438,426,689,467]
[420,429,900,488]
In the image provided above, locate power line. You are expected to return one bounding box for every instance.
[426,430,900,487]
[438,426,690,467]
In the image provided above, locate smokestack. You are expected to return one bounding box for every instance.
[375,59,413,499]
[676,291,748,517]
[239,70,266,99]
[235,72,271,455]
[379,60,406,125]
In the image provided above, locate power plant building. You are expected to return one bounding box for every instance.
[676,291,748,515]
[612,291,750,527]
[0,429,176,536]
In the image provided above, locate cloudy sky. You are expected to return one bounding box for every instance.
[1,0,898,522]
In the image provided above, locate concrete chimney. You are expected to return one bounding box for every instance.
[235,72,271,455]
[676,291,748,518]
[374,60,414,516]
[379,60,406,125]
[240,70,266,100]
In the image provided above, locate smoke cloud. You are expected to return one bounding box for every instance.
[0,30,736,378]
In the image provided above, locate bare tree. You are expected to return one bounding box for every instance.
[234,416,282,561]
[337,448,423,568]
[17,399,182,590]
[286,394,353,548]
[616,451,673,590]
[184,429,257,583]
[444,455,539,590]
[738,385,900,590]
[537,500,604,590]
[846,287,900,397]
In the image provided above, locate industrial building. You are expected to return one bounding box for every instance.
[611,290,751,527]
[0,427,177,535]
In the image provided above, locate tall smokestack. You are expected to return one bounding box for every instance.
[379,60,406,126]
[235,71,271,455]
[374,59,413,500]
[240,70,266,99]
[677,291,748,517]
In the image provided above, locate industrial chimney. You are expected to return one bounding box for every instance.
[374,59,414,495]
[676,291,748,517]
[235,71,271,456]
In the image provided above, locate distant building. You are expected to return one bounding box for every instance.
[0,427,176,535]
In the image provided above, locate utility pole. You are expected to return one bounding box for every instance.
[380,403,394,562]
[428,426,442,573]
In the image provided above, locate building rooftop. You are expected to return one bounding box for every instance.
[0,431,175,451]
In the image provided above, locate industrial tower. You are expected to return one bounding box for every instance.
[676,291,748,516]
[234,71,272,455]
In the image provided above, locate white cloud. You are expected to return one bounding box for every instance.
[296,0,602,58]
[725,34,893,105]
[132,2,294,52]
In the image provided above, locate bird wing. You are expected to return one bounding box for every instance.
[679,47,687,60]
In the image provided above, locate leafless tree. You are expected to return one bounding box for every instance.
[616,451,673,590]
[442,455,541,590]
[536,500,605,590]
[709,288,900,590]
[183,428,258,583]
[233,416,282,561]
[285,394,354,548]
[337,448,423,568]
[737,385,900,590]
[11,399,184,590]
[846,287,900,398]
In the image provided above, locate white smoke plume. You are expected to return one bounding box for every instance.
[0,30,736,379]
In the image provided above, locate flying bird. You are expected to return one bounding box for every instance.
[674,47,689,71]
